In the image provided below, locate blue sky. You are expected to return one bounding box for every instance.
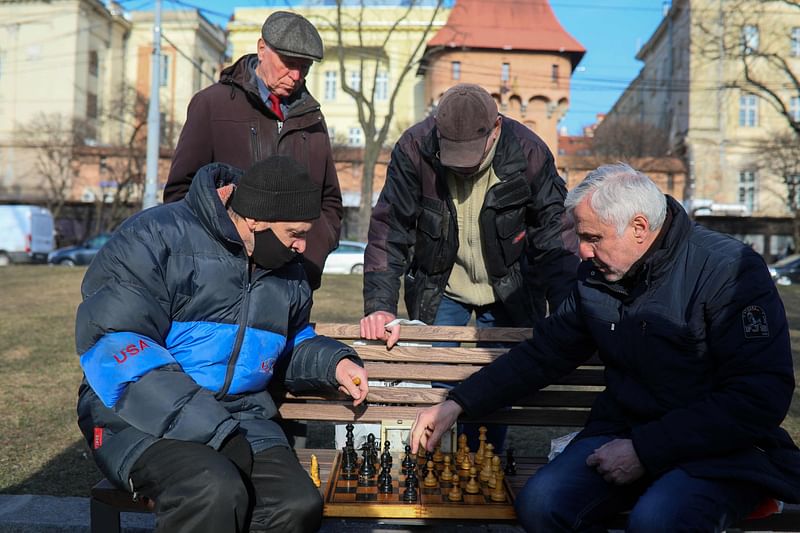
[145,0,668,134]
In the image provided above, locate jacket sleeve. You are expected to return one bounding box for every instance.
[449,288,595,416]
[281,278,363,392]
[363,142,421,316]
[302,125,343,289]
[76,224,237,450]
[163,92,214,203]
[631,254,795,475]
[524,149,579,313]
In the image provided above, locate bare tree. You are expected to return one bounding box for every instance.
[590,117,672,159]
[756,131,800,246]
[323,0,445,240]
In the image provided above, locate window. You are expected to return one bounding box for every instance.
[86,92,98,119]
[551,64,559,82]
[348,127,362,146]
[739,93,758,126]
[324,70,337,100]
[376,70,388,100]
[501,62,510,83]
[348,70,361,92]
[738,171,757,212]
[451,61,461,81]
[743,25,759,54]
[88,50,98,76]
[160,54,169,87]
[792,27,800,57]
[791,97,800,123]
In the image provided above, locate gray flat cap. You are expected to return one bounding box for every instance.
[262,11,323,62]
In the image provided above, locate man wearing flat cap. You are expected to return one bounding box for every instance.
[361,83,578,447]
[77,156,368,533]
[164,11,342,292]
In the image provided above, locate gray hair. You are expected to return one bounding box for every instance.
[564,163,666,235]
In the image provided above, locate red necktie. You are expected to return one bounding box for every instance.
[268,93,284,121]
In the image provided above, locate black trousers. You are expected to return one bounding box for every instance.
[129,439,322,533]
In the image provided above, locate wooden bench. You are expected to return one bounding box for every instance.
[90,323,800,532]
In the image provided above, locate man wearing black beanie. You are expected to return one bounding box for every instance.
[75,155,368,533]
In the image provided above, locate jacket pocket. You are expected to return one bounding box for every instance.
[495,207,527,267]
[415,198,448,274]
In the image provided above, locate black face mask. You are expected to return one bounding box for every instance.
[251,228,297,270]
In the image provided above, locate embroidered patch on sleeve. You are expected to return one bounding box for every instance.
[742,305,770,338]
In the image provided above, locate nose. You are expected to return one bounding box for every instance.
[288,68,303,81]
[578,241,594,261]
[293,239,307,254]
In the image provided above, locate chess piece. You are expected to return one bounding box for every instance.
[487,472,497,489]
[490,471,506,502]
[403,482,418,502]
[310,454,321,488]
[341,443,356,473]
[379,471,394,493]
[504,447,517,475]
[479,456,493,482]
[465,467,481,494]
[440,455,454,482]
[448,474,462,501]
[475,426,487,465]
[423,461,437,488]
[402,444,413,474]
[359,444,375,479]
[405,466,419,489]
[432,445,444,463]
[459,453,472,475]
[367,433,379,466]
[485,442,495,463]
[381,440,393,468]
[491,455,501,476]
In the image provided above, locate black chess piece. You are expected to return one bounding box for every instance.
[405,466,419,490]
[401,445,413,475]
[345,423,355,445]
[402,483,418,502]
[359,444,375,478]
[381,440,393,468]
[342,444,356,473]
[367,433,379,466]
[504,447,517,475]
[379,470,394,494]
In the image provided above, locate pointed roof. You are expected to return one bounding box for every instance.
[427,0,585,69]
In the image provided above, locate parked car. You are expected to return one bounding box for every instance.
[0,204,55,266]
[48,233,113,266]
[768,253,800,285]
[323,241,366,275]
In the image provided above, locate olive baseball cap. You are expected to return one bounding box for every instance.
[434,84,499,168]
[261,11,324,62]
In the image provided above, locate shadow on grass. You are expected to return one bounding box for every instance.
[2,439,103,497]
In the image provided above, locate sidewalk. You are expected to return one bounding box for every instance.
[0,494,526,532]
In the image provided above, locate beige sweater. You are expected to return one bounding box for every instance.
[444,137,500,306]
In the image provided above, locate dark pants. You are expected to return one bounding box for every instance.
[129,440,322,533]
[432,295,512,452]
[515,435,765,532]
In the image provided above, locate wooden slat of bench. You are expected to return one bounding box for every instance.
[314,323,532,343]
[283,387,601,408]
[361,362,605,385]
[353,345,604,367]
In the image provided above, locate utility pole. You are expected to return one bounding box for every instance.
[143,0,162,210]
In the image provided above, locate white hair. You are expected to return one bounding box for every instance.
[564,163,666,235]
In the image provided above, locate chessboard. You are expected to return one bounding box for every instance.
[322,430,517,520]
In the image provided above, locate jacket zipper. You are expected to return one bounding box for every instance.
[216,276,253,398]
[250,126,262,163]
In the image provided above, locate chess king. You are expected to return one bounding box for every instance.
[76,157,368,533]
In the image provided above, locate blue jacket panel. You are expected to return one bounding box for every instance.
[450,196,800,502]
[75,163,360,488]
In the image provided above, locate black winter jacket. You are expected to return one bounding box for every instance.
[363,116,578,326]
[164,54,343,289]
[76,163,359,489]
[451,197,800,501]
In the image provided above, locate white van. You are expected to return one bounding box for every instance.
[0,205,55,265]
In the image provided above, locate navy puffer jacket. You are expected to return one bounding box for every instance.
[451,196,800,502]
[76,163,359,489]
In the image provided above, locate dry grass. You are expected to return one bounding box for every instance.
[1,266,798,496]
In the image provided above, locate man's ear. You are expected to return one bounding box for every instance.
[632,214,649,242]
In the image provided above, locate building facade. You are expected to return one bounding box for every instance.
[605,0,800,218]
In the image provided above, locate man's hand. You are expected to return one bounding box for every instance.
[585,438,645,485]
[409,400,463,454]
[335,358,369,407]
[360,311,401,349]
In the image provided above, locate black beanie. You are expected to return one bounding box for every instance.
[230,156,321,221]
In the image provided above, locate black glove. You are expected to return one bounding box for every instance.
[219,431,253,475]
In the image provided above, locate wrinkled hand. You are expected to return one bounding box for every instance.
[335,358,369,407]
[410,400,463,454]
[359,311,400,349]
[585,438,645,485]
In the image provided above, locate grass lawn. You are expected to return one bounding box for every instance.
[1,265,799,496]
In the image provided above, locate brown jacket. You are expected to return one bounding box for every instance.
[164,54,343,289]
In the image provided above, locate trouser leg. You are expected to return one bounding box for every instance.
[249,446,323,533]
[129,439,251,533]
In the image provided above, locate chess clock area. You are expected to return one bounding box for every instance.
[316,424,518,520]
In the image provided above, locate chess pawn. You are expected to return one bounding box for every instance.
[485,442,495,463]
[423,461,437,488]
[440,456,454,482]
[491,455,501,476]
[487,472,497,489]
[459,454,472,475]
[474,444,485,466]
[448,474,463,502]
[490,471,506,502]
[310,454,321,488]
[465,467,481,494]
[432,445,444,463]
[479,454,493,482]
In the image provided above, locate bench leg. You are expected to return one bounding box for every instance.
[90,496,121,533]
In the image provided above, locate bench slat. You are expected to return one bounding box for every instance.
[314,323,532,343]
[361,362,605,385]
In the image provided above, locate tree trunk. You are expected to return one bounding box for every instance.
[793,211,800,255]
[356,142,382,241]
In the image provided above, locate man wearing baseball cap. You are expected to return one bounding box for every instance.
[164,11,342,293]
[361,83,579,447]
[77,157,368,533]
